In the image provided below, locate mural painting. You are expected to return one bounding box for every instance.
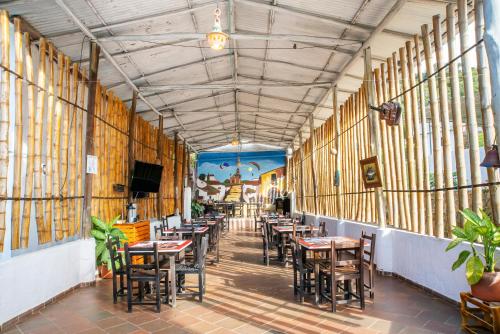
[196,151,286,204]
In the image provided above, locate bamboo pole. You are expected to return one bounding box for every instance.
[458,0,482,212]
[405,41,425,234]
[333,85,342,219]
[392,53,411,229]
[433,15,456,236]
[446,5,468,226]
[387,57,405,229]
[157,116,164,218]
[364,48,386,228]
[44,44,55,242]
[475,0,500,223]
[298,131,306,213]
[33,38,47,243]
[399,46,418,232]
[0,11,10,251]
[68,63,79,236]
[21,33,36,248]
[11,18,23,249]
[76,69,86,235]
[414,34,433,234]
[309,117,318,216]
[174,132,179,214]
[127,92,137,204]
[422,23,444,237]
[61,56,71,237]
[53,52,64,240]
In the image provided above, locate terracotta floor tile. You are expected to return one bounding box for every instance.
[5,221,462,334]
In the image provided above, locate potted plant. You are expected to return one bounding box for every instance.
[91,215,127,279]
[191,201,205,219]
[446,208,500,301]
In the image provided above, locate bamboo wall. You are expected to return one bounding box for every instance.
[0,10,182,251]
[292,0,500,236]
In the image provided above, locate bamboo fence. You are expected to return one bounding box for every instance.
[292,1,500,234]
[0,11,181,249]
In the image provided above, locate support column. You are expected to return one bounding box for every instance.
[83,41,100,237]
[332,85,343,219]
[364,47,387,228]
[298,132,306,213]
[156,116,163,218]
[181,139,187,214]
[127,91,137,203]
[309,116,319,215]
[173,132,179,214]
[484,0,500,173]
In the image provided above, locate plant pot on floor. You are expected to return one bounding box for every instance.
[471,272,500,302]
[98,265,113,279]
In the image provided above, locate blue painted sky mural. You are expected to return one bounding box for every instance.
[197,150,285,182]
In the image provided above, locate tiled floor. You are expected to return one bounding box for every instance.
[4,219,463,334]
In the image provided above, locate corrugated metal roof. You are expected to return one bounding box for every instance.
[1,0,449,150]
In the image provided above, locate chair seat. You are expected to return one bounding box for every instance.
[130,269,168,280]
[175,263,202,273]
[320,264,358,275]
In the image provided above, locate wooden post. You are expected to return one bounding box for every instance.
[298,132,306,212]
[476,0,500,224]
[127,91,137,203]
[483,1,500,184]
[83,41,100,237]
[309,116,319,215]
[433,15,456,235]
[332,85,343,219]
[174,132,179,214]
[181,139,187,215]
[458,0,482,212]
[156,116,163,218]
[364,48,386,228]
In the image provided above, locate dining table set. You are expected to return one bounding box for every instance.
[258,214,376,312]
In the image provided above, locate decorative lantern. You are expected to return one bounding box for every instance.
[207,8,228,51]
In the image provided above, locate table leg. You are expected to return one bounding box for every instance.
[314,255,320,305]
[169,256,176,308]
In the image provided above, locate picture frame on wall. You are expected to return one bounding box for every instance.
[359,156,382,188]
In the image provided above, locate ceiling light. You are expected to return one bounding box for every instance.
[207,8,228,51]
[231,134,239,146]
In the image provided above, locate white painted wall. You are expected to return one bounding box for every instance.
[0,238,95,325]
[304,213,496,302]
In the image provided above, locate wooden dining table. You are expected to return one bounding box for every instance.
[298,236,364,305]
[119,239,192,308]
[272,225,319,262]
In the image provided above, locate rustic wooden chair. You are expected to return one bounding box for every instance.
[254,214,263,232]
[318,221,328,237]
[124,242,168,313]
[361,231,376,298]
[291,238,314,303]
[175,236,209,302]
[261,222,271,266]
[319,239,365,312]
[106,236,126,304]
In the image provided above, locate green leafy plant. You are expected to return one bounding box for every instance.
[91,215,127,268]
[191,201,205,218]
[446,209,500,285]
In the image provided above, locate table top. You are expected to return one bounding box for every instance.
[188,221,217,226]
[298,236,362,250]
[119,240,191,253]
[273,225,319,233]
[164,226,209,234]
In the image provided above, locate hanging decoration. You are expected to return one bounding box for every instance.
[207,7,228,51]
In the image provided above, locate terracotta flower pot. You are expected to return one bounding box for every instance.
[98,265,113,279]
[471,272,500,302]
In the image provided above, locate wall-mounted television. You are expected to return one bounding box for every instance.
[130,161,163,198]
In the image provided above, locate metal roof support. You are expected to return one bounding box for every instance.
[54,0,196,153]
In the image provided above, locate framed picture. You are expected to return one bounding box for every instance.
[359,156,382,188]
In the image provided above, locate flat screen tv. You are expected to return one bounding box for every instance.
[130,161,163,198]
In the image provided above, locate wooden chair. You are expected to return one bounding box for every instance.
[254,214,263,232]
[291,238,314,303]
[319,239,365,312]
[361,231,376,298]
[261,223,271,266]
[318,221,328,237]
[175,236,209,302]
[124,242,168,313]
[106,236,126,304]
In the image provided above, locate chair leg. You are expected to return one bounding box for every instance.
[293,269,298,296]
[359,277,365,310]
[112,274,118,304]
[198,272,203,302]
[369,265,374,299]
[127,278,133,313]
[331,276,337,313]
[156,279,161,313]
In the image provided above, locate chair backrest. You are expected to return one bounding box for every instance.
[261,222,269,247]
[154,225,165,239]
[361,231,376,265]
[196,236,209,268]
[330,239,363,276]
[161,216,168,229]
[124,242,160,277]
[290,238,305,270]
[319,221,327,237]
[106,235,123,274]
